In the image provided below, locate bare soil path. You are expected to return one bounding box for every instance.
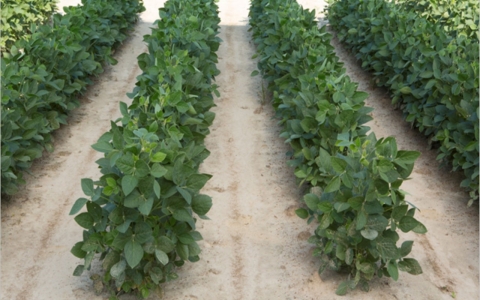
[1,0,478,299]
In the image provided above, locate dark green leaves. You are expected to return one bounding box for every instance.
[70,0,218,297]
[192,194,212,216]
[121,175,138,196]
[124,240,143,268]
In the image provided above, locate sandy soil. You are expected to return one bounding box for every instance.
[1,0,478,299]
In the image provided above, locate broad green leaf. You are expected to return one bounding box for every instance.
[176,243,189,260]
[124,190,141,208]
[391,205,408,221]
[360,229,378,240]
[345,248,354,265]
[157,236,175,253]
[400,241,414,257]
[124,240,144,268]
[110,259,126,278]
[135,222,153,244]
[187,174,212,190]
[376,238,400,260]
[102,251,120,271]
[151,163,167,178]
[73,265,85,276]
[70,198,88,215]
[71,242,86,258]
[398,258,423,275]
[178,233,195,245]
[365,214,388,232]
[295,208,309,219]
[387,261,399,281]
[151,152,167,163]
[250,70,259,77]
[331,157,347,173]
[172,208,193,222]
[192,194,212,215]
[177,187,192,204]
[325,177,341,193]
[116,154,135,175]
[91,141,113,153]
[398,216,420,233]
[412,221,427,234]
[304,193,319,211]
[153,180,161,198]
[75,213,94,229]
[81,178,94,196]
[335,281,348,295]
[155,249,169,265]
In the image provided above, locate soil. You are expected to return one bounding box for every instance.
[1,0,478,299]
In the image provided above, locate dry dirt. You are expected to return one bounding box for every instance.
[1,0,478,299]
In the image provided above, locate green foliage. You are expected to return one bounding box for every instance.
[0,0,57,52]
[397,0,479,39]
[1,0,145,196]
[70,0,221,298]
[249,0,425,294]
[327,0,479,204]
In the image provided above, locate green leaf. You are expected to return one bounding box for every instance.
[412,221,427,234]
[116,154,135,175]
[387,261,399,281]
[376,238,400,260]
[70,198,88,215]
[250,70,259,77]
[81,178,94,196]
[153,180,161,198]
[151,152,167,163]
[157,236,175,253]
[135,222,153,244]
[331,157,347,173]
[172,208,193,222]
[398,258,423,275]
[92,141,113,153]
[102,251,120,271]
[325,177,341,193]
[151,163,168,178]
[73,265,85,276]
[187,174,212,190]
[177,244,189,260]
[124,240,144,268]
[400,241,414,257]
[138,197,154,216]
[71,242,87,258]
[398,216,420,233]
[391,205,408,221]
[304,193,319,211]
[177,187,192,204]
[192,194,212,215]
[360,229,378,240]
[110,260,126,278]
[155,249,169,265]
[356,210,368,230]
[75,212,94,229]
[295,208,309,219]
[335,281,348,295]
[334,202,350,212]
[399,86,411,94]
[345,248,353,265]
[124,190,142,208]
[365,214,388,232]
[178,233,195,245]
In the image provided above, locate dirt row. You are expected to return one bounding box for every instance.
[1,0,478,299]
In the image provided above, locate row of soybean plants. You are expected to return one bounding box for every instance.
[327,0,479,204]
[1,0,57,52]
[69,0,221,298]
[1,0,145,196]
[249,0,426,295]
